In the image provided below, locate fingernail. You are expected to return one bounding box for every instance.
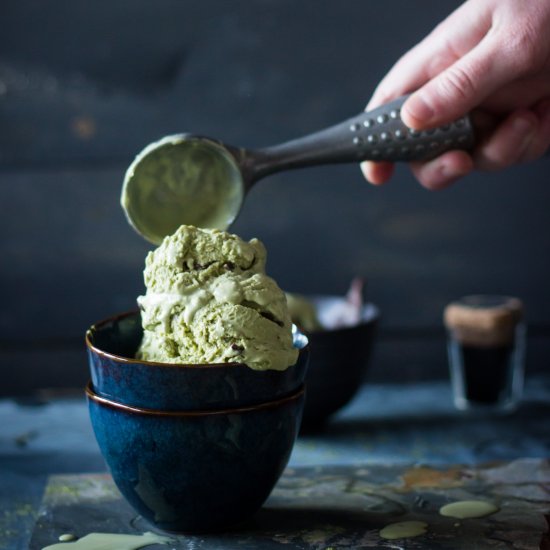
[360,161,376,185]
[404,94,434,125]
[440,162,468,180]
[440,167,460,180]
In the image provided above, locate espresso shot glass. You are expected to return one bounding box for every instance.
[444,295,525,413]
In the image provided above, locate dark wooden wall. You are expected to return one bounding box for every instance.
[1,0,549,395]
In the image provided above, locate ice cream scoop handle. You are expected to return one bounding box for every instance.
[348,95,474,162]
[248,95,475,179]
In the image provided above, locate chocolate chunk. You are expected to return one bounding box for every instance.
[194,261,214,271]
[231,343,244,352]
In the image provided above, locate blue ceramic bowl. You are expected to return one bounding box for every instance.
[299,297,379,430]
[86,311,309,411]
[86,381,305,533]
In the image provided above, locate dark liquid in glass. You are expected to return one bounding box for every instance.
[460,344,513,404]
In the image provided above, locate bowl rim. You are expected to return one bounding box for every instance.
[86,309,308,370]
[86,380,305,417]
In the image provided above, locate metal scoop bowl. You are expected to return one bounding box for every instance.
[121,94,474,244]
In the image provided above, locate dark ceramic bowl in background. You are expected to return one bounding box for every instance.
[86,311,309,411]
[300,297,379,430]
[86,381,305,533]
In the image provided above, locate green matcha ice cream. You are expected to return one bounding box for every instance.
[285,292,322,333]
[137,225,298,371]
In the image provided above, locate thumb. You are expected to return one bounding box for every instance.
[401,34,523,129]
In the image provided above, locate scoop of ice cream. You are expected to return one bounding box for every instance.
[137,225,298,371]
[285,293,322,333]
[286,279,365,332]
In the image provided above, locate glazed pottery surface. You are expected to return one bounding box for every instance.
[86,382,305,533]
[87,311,309,411]
[301,298,379,430]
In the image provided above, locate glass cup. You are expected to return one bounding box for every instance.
[444,295,525,413]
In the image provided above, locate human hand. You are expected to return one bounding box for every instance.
[361,0,550,190]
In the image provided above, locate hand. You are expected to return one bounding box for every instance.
[361,0,550,190]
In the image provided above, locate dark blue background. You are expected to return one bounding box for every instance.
[1,0,549,393]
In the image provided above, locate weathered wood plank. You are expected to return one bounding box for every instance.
[1,335,548,396]
[1,0,549,394]
[1,161,550,345]
[0,0,456,166]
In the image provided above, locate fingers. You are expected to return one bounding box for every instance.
[361,0,550,187]
[474,110,538,170]
[401,1,549,131]
[407,101,550,189]
[401,30,530,130]
[528,99,550,160]
[360,151,473,189]
[475,101,550,169]
[409,151,474,190]
[360,161,395,185]
[361,0,490,186]
[361,102,550,188]
[480,75,550,113]
[367,0,491,111]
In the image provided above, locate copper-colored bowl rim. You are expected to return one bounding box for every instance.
[86,380,305,417]
[85,310,308,370]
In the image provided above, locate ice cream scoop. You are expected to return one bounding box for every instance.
[136,225,298,371]
[121,94,474,244]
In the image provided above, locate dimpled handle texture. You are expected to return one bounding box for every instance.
[348,95,475,162]
[246,94,477,183]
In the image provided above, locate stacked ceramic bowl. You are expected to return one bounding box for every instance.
[85,311,309,533]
